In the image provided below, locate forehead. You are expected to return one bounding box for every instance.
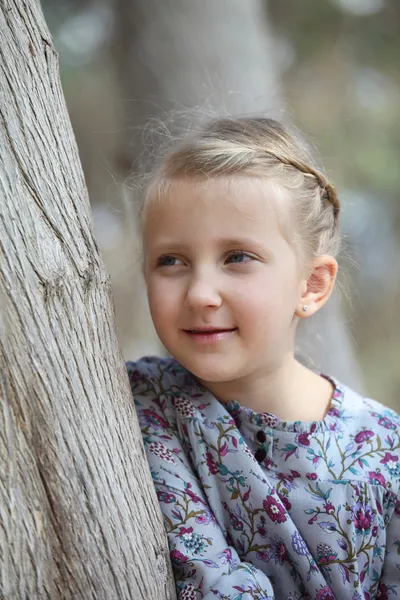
[143,176,289,247]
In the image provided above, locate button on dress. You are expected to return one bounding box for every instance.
[127,356,400,600]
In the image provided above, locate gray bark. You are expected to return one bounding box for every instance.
[0,1,175,598]
[113,0,363,389]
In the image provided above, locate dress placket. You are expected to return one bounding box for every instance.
[254,427,274,465]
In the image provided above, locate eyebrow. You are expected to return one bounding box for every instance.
[150,237,273,256]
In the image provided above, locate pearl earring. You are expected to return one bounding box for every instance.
[302,305,309,312]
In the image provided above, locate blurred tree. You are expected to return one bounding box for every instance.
[111,0,363,388]
[268,0,400,405]
[0,2,175,598]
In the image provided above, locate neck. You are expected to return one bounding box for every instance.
[198,355,334,422]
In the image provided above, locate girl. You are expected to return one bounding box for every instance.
[126,118,400,600]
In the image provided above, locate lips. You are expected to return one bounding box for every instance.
[182,327,238,344]
[184,327,237,333]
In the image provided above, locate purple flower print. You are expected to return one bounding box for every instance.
[276,471,300,492]
[352,502,375,535]
[291,531,309,556]
[256,549,269,562]
[257,514,268,537]
[243,445,258,463]
[269,536,289,565]
[317,542,338,564]
[376,415,396,430]
[229,513,244,531]
[171,549,189,566]
[316,586,335,600]
[205,451,219,475]
[296,432,311,447]
[178,583,197,600]
[328,406,341,418]
[368,470,386,486]
[157,490,176,503]
[219,548,239,569]
[173,396,196,418]
[129,357,400,599]
[323,502,335,515]
[354,430,374,444]
[337,538,348,551]
[141,407,170,429]
[257,413,278,428]
[276,471,291,484]
[185,483,203,504]
[380,452,398,465]
[380,452,400,476]
[148,441,177,464]
[178,527,206,554]
[278,494,292,511]
[263,495,287,523]
[377,582,390,600]
[295,423,317,448]
[195,507,216,526]
[257,524,268,537]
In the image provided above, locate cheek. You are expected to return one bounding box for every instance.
[232,270,298,328]
[231,285,273,328]
[146,278,178,327]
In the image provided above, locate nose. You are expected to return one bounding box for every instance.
[185,274,222,311]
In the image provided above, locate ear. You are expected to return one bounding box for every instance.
[295,255,338,319]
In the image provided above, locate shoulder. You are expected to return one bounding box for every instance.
[126,355,202,397]
[126,355,208,426]
[337,381,400,491]
[126,355,175,392]
[339,381,400,432]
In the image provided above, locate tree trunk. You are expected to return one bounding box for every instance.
[112,0,363,389]
[0,2,175,598]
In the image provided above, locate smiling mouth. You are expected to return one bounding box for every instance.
[184,328,237,333]
[182,328,238,343]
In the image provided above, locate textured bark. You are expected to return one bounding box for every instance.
[0,2,175,598]
[112,0,363,388]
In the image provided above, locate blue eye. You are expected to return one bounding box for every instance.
[158,256,183,267]
[226,251,253,264]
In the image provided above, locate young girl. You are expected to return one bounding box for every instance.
[126,118,400,600]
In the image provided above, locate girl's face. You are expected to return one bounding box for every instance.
[143,176,307,386]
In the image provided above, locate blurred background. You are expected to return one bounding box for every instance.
[41,0,400,409]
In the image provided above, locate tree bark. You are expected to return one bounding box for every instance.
[0,2,175,598]
[112,0,363,389]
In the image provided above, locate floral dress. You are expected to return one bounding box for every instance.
[127,356,400,600]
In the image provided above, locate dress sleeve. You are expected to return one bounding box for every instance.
[377,494,400,598]
[127,360,275,600]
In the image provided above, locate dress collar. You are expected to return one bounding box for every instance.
[168,359,346,434]
[222,374,345,433]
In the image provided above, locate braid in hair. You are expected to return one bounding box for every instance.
[146,116,342,260]
[262,151,340,221]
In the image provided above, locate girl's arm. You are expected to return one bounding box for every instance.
[127,361,275,600]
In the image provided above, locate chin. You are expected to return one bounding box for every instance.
[177,353,243,384]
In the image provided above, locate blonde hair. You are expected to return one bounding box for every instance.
[143,117,341,265]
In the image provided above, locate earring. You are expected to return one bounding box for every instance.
[302,305,309,312]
